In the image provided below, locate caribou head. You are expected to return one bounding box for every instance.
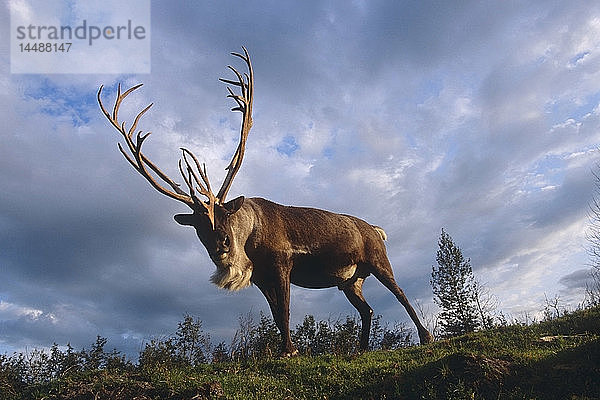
[98,48,252,281]
[98,47,433,356]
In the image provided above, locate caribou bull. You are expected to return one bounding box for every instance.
[98,47,433,356]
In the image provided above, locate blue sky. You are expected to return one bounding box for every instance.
[2,0,600,357]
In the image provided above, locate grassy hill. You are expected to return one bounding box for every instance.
[2,306,599,399]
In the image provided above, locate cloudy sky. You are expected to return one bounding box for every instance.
[2,0,600,357]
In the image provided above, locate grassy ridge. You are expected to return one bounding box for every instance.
[2,306,599,399]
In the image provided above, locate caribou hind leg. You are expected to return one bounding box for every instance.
[342,277,373,350]
[371,259,434,344]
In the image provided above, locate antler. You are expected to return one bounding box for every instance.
[97,47,254,229]
[97,83,203,208]
[217,46,253,202]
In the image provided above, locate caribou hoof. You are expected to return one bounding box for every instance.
[419,331,435,344]
[280,349,299,358]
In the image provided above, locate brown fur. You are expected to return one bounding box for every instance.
[175,197,434,355]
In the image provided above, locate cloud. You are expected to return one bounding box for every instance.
[559,268,592,290]
[2,1,600,358]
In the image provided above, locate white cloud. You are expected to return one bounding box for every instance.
[2,1,600,357]
[0,300,43,320]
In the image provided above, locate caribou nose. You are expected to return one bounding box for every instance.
[214,244,229,259]
[211,251,227,264]
[216,252,227,260]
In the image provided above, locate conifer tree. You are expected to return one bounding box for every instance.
[585,170,600,306]
[431,229,480,337]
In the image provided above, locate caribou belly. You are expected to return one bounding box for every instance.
[290,262,358,289]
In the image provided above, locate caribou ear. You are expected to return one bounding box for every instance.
[174,213,196,226]
[223,196,245,214]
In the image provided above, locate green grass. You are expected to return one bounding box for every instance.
[3,306,599,400]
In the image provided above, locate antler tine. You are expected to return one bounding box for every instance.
[216,46,254,202]
[219,47,251,85]
[231,46,251,66]
[225,86,245,112]
[219,75,245,88]
[129,102,153,138]
[178,148,218,229]
[181,148,213,195]
[177,158,198,199]
[97,84,196,207]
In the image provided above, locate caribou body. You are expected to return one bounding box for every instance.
[98,47,433,356]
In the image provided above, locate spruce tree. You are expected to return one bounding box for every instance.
[585,170,600,306]
[431,229,480,337]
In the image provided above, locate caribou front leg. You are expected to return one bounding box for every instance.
[257,276,298,357]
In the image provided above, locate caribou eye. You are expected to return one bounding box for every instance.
[223,235,230,247]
